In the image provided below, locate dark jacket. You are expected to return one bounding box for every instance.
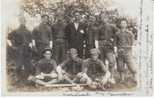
[65,22,87,49]
[86,23,99,49]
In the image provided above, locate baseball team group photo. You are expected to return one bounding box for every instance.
[6,0,139,92]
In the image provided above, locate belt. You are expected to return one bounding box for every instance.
[55,38,64,40]
[118,46,132,49]
[54,39,65,43]
[99,39,107,41]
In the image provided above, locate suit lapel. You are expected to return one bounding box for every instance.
[73,22,80,32]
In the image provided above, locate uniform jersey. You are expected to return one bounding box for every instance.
[83,58,106,79]
[61,57,83,75]
[8,25,32,47]
[96,23,117,41]
[115,29,134,48]
[35,58,57,74]
[95,23,117,48]
[32,23,53,45]
[52,22,66,40]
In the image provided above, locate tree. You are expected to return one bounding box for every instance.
[21,0,137,33]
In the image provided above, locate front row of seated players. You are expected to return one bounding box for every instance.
[28,48,114,89]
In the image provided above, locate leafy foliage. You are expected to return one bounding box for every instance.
[21,0,137,37]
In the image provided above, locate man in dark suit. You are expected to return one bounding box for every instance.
[65,11,88,59]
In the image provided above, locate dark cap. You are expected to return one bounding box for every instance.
[73,10,81,16]
[89,48,100,55]
[67,48,78,55]
[41,14,49,19]
[42,47,52,54]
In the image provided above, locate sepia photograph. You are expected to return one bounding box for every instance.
[1,0,154,96]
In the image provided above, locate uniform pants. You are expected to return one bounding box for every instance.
[53,40,66,64]
[29,71,59,86]
[117,48,136,74]
[99,46,115,75]
[15,45,33,81]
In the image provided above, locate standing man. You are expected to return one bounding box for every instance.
[95,16,117,83]
[65,11,88,59]
[7,16,33,83]
[32,14,53,60]
[52,17,66,64]
[115,19,137,83]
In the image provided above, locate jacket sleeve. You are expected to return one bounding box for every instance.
[60,59,69,70]
[27,30,32,43]
[129,31,135,46]
[64,24,70,49]
[82,59,89,73]
[112,25,119,47]
[8,30,16,46]
[49,27,53,41]
[95,27,100,40]
[98,59,107,72]
[114,31,120,47]
[51,60,57,71]
[32,27,39,41]
[35,61,41,75]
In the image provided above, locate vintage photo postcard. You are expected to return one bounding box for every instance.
[1,0,154,96]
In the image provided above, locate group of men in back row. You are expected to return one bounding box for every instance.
[7,11,137,89]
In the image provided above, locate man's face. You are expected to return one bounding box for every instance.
[103,17,109,23]
[70,53,77,59]
[91,54,99,60]
[120,20,127,29]
[42,16,49,24]
[74,13,80,22]
[19,17,26,25]
[43,51,52,60]
[57,18,64,24]
[89,16,96,24]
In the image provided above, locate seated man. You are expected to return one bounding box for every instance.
[57,48,83,84]
[28,48,59,87]
[80,48,112,90]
